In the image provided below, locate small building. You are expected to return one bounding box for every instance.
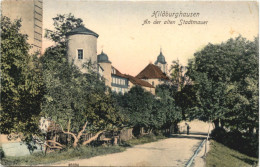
[136,63,170,88]
[124,74,155,95]
[111,66,129,94]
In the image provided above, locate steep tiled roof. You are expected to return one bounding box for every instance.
[66,26,99,37]
[124,74,154,88]
[136,63,169,80]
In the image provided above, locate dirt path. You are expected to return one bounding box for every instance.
[53,120,212,166]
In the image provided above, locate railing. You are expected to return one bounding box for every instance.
[185,139,206,167]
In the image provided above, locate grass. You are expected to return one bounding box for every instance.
[0,134,166,166]
[206,140,258,167]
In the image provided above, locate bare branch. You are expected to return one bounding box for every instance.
[82,131,104,145]
[60,125,77,140]
[46,140,65,148]
[77,121,88,139]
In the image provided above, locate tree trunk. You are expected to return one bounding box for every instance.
[220,119,225,128]
[213,119,219,128]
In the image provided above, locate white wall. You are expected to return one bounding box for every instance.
[67,34,97,73]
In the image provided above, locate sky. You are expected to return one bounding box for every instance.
[42,0,259,76]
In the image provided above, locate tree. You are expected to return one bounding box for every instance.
[41,14,123,148]
[187,36,258,156]
[118,86,155,135]
[155,84,182,132]
[45,13,83,47]
[1,16,44,135]
[170,59,191,91]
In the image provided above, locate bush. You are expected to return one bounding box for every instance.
[210,127,227,142]
[210,128,258,158]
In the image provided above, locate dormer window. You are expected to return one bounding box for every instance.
[112,68,116,74]
[78,49,83,59]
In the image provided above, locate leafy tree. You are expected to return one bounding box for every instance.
[155,84,182,131]
[41,14,123,148]
[170,59,191,91]
[118,86,155,135]
[45,13,83,47]
[187,36,258,156]
[0,16,44,135]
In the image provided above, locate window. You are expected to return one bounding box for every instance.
[78,49,83,59]
[112,68,116,74]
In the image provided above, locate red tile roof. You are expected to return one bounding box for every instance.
[136,63,169,80]
[124,74,154,88]
[111,66,154,88]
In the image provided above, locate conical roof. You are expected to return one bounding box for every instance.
[66,26,99,37]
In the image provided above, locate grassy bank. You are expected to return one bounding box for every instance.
[206,140,258,167]
[1,134,166,166]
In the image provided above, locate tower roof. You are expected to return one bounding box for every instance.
[66,26,99,38]
[97,51,111,63]
[136,63,169,80]
[155,50,166,64]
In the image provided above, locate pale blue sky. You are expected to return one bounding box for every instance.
[43,1,258,75]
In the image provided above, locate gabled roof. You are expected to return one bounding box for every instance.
[111,66,128,79]
[66,26,99,38]
[111,66,154,88]
[124,74,154,88]
[136,63,169,80]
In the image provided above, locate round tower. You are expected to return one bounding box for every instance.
[97,51,112,87]
[154,49,168,74]
[66,26,99,73]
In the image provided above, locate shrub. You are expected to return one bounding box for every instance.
[210,127,227,142]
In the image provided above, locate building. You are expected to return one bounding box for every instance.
[111,66,129,94]
[1,0,43,54]
[136,63,170,88]
[154,49,168,74]
[124,74,155,94]
[66,25,166,95]
[66,26,99,73]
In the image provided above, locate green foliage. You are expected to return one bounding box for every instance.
[155,84,182,128]
[188,36,259,133]
[45,13,83,47]
[41,13,123,138]
[118,86,155,129]
[115,85,181,135]
[0,16,44,135]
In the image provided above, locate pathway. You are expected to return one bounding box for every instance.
[52,120,212,166]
